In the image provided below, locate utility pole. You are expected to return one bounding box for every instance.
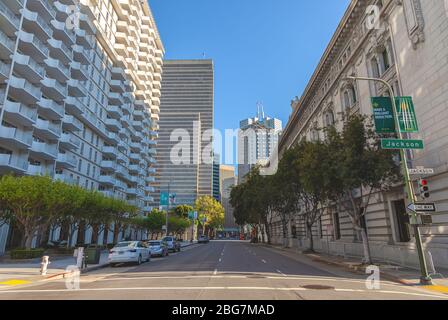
[165,177,172,237]
[346,76,432,285]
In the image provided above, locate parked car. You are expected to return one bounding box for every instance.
[147,240,169,257]
[162,236,181,252]
[108,241,151,267]
[198,235,210,244]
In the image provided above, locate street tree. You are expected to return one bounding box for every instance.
[195,196,224,237]
[325,114,401,264]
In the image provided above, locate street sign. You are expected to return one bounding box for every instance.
[160,192,169,206]
[371,97,396,133]
[408,167,435,175]
[194,211,198,219]
[407,203,437,213]
[381,139,424,150]
[396,97,419,133]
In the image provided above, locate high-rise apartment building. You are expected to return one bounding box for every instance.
[237,105,282,183]
[0,0,163,253]
[212,153,220,202]
[152,60,214,207]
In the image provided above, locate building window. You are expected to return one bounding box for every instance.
[371,57,381,78]
[324,109,335,127]
[342,85,357,111]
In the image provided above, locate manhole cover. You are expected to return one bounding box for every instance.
[302,285,334,290]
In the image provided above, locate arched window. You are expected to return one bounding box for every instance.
[342,84,357,111]
[371,57,381,78]
[310,122,320,141]
[324,109,335,127]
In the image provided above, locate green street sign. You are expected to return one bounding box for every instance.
[371,96,419,134]
[160,192,169,206]
[396,96,419,133]
[381,139,424,150]
[371,97,396,133]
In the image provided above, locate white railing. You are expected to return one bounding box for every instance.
[0,1,20,28]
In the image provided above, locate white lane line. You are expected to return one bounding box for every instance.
[219,258,222,262]
[213,269,218,275]
[261,259,267,264]
[276,269,286,277]
[1,287,446,299]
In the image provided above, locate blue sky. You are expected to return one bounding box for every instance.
[149,0,350,164]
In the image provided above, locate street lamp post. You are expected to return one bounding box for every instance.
[346,76,432,285]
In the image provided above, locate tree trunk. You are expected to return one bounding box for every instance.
[113,223,120,244]
[360,227,372,265]
[24,229,34,249]
[264,222,272,244]
[307,224,315,253]
[103,224,109,246]
[282,220,288,248]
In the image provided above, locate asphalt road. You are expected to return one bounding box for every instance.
[0,241,446,300]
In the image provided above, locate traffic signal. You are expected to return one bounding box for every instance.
[419,179,430,199]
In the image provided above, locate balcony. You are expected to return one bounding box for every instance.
[132,120,143,131]
[126,188,138,196]
[0,153,27,174]
[72,45,89,64]
[53,1,70,21]
[44,57,70,83]
[122,104,131,115]
[33,118,61,140]
[27,0,56,21]
[118,128,129,140]
[8,76,41,104]
[116,153,128,166]
[108,92,124,106]
[30,141,58,160]
[99,175,116,187]
[64,96,86,116]
[128,164,139,174]
[120,115,130,128]
[115,32,130,47]
[0,126,32,149]
[117,141,127,153]
[105,118,121,132]
[100,190,116,199]
[110,80,125,93]
[79,111,107,137]
[70,61,88,81]
[133,110,144,121]
[0,29,14,59]
[22,8,53,40]
[48,38,72,64]
[0,1,20,36]
[146,176,155,183]
[106,132,119,146]
[78,13,96,34]
[102,146,118,158]
[37,98,64,121]
[75,28,94,49]
[41,77,67,102]
[0,60,10,83]
[111,67,126,81]
[12,53,45,84]
[3,100,37,126]
[107,105,123,119]
[51,20,75,46]
[67,79,87,97]
[130,142,142,153]
[129,153,140,162]
[62,115,83,132]
[60,133,80,150]
[54,173,76,185]
[56,153,77,168]
[18,31,49,63]
[100,160,117,172]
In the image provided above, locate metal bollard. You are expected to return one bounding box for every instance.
[40,256,50,275]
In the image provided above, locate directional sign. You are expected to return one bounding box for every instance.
[160,192,169,206]
[408,167,435,175]
[407,203,437,213]
[381,139,424,150]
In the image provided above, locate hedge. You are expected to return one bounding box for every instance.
[10,248,45,260]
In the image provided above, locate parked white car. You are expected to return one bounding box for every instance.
[108,241,151,267]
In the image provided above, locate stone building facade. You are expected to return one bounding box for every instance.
[273,0,448,269]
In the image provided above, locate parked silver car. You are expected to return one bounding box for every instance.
[147,240,169,257]
[162,236,181,252]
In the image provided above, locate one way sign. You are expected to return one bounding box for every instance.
[407,203,437,213]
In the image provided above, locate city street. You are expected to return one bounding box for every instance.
[0,241,446,300]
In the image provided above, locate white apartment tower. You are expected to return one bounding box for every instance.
[0,0,164,252]
[237,104,282,183]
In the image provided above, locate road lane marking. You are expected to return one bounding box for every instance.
[213,269,218,275]
[0,280,32,286]
[219,258,222,262]
[1,286,446,299]
[261,259,267,264]
[276,270,286,276]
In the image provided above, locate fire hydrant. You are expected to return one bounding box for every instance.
[40,256,50,275]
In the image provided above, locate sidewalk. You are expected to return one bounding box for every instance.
[0,241,197,288]
[260,243,448,295]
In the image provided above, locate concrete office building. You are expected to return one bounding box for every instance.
[272,0,448,269]
[0,0,164,254]
[213,153,220,202]
[152,60,214,207]
[220,165,238,233]
[238,105,282,183]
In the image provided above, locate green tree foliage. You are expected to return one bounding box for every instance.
[0,175,138,249]
[172,205,194,219]
[195,196,224,237]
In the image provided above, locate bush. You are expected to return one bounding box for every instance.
[10,248,45,260]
